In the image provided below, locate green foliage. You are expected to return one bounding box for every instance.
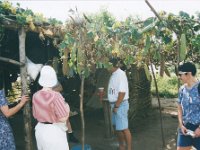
[60,10,144,77]
[151,67,200,98]
[0,1,62,28]
[48,18,63,26]
[179,11,190,18]
[59,9,200,78]
[143,35,150,55]
[3,1,197,79]
[151,75,178,98]
[180,33,187,61]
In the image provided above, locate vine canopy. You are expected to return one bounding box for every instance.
[1,1,200,78]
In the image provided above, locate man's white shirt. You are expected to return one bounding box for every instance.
[108,68,129,103]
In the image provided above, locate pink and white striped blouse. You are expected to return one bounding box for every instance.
[32,90,70,123]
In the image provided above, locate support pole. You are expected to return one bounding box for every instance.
[80,75,85,150]
[145,0,167,147]
[0,56,24,66]
[102,98,113,138]
[19,27,33,150]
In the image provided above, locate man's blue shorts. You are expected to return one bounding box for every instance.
[177,122,200,149]
[111,100,129,131]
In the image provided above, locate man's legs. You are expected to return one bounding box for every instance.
[113,101,132,150]
[123,128,132,150]
[116,129,132,150]
[116,131,126,150]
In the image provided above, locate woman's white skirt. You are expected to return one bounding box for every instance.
[35,122,69,150]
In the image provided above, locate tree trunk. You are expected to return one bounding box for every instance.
[19,27,33,150]
[80,75,85,150]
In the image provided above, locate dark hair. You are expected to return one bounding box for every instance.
[109,57,127,70]
[178,62,197,76]
[109,57,120,68]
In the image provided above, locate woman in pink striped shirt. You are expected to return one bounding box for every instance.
[32,65,70,150]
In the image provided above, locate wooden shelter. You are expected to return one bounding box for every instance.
[0,2,64,149]
[0,1,153,149]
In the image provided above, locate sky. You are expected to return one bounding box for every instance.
[11,0,200,22]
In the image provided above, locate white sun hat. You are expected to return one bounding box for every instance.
[38,65,58,87]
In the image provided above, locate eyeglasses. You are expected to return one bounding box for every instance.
[178,72,188,76]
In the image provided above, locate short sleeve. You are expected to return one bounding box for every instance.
[118,72,128,92]
[177,86,184,104]
[53,93,70,119]
[0,89,8,107]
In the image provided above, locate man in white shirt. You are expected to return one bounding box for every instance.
[108,58,132,150]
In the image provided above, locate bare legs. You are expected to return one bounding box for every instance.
[177,146,192,150]
[67,120,72,133]
[116,128,132,150]
[67,119,79,143]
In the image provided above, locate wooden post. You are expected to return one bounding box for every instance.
[18,27,33,150]
[0,56,24,66]
[102,98,113,138]
[80,75,85,150]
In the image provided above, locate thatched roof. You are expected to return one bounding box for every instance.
[0,1,65,93]
[0,1,65,40]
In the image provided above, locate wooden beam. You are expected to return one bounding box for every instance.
[18,27,33,150]
[145,0,166,148]
[0,18,56,38]
[145,0,162,21]
[0,56,24,66]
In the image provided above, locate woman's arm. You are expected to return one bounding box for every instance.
[177,104,187,134]
[0,95,29,118]
[177,104,183,127]
[58,116,68,122]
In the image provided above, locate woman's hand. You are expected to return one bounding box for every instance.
[180,125,187,135]
[19,95,29,106]
[194,127,200,138]
[1,95,29,118]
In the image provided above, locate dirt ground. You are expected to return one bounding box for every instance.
[9,98,179,150]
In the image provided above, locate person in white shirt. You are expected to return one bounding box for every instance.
[108,57,132,150]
